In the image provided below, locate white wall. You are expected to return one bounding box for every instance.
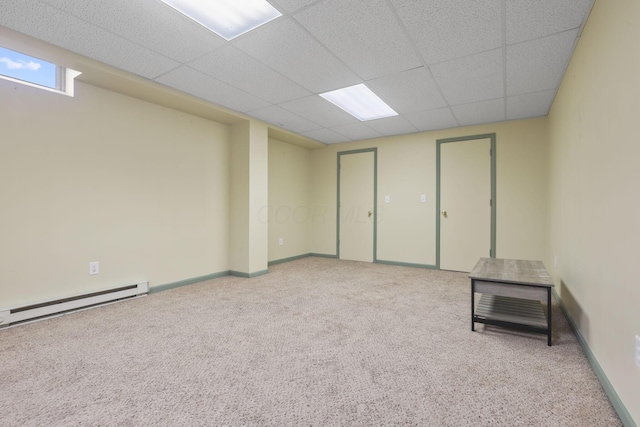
[547,0,640,423]
[0,80,230,307]
[268,138,312,262]
[311,118,548,266]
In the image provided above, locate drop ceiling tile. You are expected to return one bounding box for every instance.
[280,96,359,128]
[507,90,555,120]
[367,67,447,114]
[39,0,224,63]
[270,0,319,13]
[295,0,422,80]
[233,18,361,93]
[0,0,179,79]
[156,66,271,113]
[190,46,311,104]
[248,105,322,134]
[364,116,418,137]
[405,107,459,132]
[390,0,502,64]
[3,0,588,140]
[507,30,578,96]
[301,128,350,144]
[431,49,504,106]
[452,98,505,127]
[330,123,383,141]
[507,0,594,45]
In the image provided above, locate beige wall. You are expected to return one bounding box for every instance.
[229,121,269,275]
[268,138,312,262]
[547,0,640,422]
[230,122,251,273]
[0,80,230,308]
[248,121,269,274]
[311,118,548,266]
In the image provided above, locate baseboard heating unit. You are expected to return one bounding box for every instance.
[0,282,148,328]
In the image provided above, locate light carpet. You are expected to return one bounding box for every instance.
[0,257,622,426]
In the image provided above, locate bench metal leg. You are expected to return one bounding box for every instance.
[547,289,552,346]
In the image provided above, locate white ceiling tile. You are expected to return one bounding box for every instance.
[295,0,422,80]
[390,0,503,64]
[431,49,504,105]
[507,0,594,45]
[248,105,322,134]
[507,30,578,96]
[0,0,179,79]
[330,123,383,141]
[452,98,505,127]
[3,0,590,142]
[367,67,447,114]
[280,96,359,128]
[507,90,555,120]
[190,46,311,104]
[269,0,319,13]
[301,128,350,144]
[233,18,361,93]
[405,108,459,132]
[364,116,418,136]
[156,66,270,113]
[39,0,224,63]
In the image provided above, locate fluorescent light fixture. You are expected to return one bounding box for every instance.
[320,84,398,121]
[160,0,282,40]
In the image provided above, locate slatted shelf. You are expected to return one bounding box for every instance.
[475,294,547,329]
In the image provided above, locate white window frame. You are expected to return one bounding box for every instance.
[0,47,81,97]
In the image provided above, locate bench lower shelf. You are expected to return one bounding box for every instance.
[474,294,549,333]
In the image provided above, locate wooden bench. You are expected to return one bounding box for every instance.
[469,258,555,346]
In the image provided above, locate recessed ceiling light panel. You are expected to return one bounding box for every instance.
[320,84,398,121]
[160,0,282,41]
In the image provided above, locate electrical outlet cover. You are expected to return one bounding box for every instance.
[89,261,99,275]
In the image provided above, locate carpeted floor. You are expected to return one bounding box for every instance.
[0,257,622,426]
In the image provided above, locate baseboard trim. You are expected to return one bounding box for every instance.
[268,254,312,266]
[230,269,270,279]
[375,259,437,269]
[309,253,338,259]
[553,289,636,427]
[150,271,230,294]
[151,268,272,292]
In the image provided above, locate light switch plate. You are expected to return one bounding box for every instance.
[420,194,427,203]
[384,195,390,203]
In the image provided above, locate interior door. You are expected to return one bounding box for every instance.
[339,151,375,262]
[439,137,492,272]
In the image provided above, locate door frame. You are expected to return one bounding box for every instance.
[336,148,378,261]
[436,133,496,269]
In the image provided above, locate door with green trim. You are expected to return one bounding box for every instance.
[440,137,491,272]
[339,151,375,262]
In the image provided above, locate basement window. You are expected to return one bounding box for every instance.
[0,46,81,96]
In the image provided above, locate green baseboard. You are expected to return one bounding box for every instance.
[553,289,636,427]
[229,269,270,278]
[309,253,338,259]
[375,259,437,269]
[268,254,312,266]
[150,271,230,294]
[151,268,271,292]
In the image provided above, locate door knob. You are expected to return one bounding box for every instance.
[441,210,447,217]
[368,210,373,218]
